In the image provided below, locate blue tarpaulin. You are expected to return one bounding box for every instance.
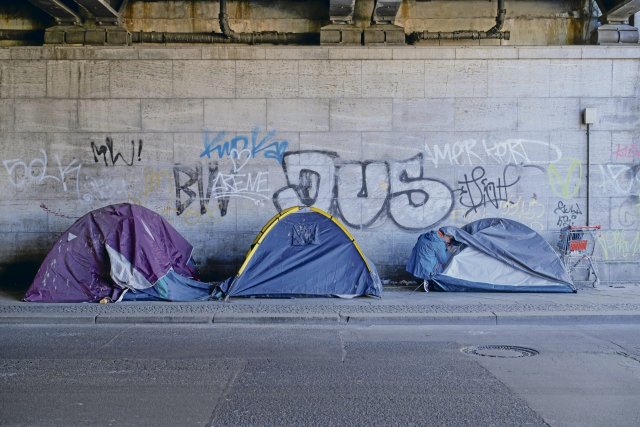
[409,218,575,293]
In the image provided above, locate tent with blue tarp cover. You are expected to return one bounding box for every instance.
[218,206,382,298]
[24,203,212,303]
[408,218,575,293]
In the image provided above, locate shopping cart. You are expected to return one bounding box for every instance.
[556,225,601,288]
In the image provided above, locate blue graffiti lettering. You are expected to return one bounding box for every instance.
[200,128,288,163]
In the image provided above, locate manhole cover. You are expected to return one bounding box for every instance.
[461,345,539,358]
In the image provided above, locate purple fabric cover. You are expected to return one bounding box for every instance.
[24,203,195,303]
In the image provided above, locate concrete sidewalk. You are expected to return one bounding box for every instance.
[3,282,640,326]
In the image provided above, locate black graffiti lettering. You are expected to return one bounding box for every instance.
[554,200,583,227]
[203,162,230,217]
[298,169,321,205]
[392,154,430,209]
[273,151,454,231]
[173,164,199,216]
[273,151,338,213]
[172,161,270,217]
[554,201,583,216]
[388,154,453,230]
[456,164,521,217]
[335,161,388,228]
[90,137,143,166]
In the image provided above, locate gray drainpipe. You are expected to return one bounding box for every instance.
[131,31,232,44]
[408,0,510,43]
[218,0,317,44]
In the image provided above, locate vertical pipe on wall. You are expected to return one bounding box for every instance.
[586,123,590,226]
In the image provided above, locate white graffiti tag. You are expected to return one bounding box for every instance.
[424,138,562,168]
[3,149,81,197]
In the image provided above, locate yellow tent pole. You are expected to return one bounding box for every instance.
[237,206,302,276]
[235,205,372,281]
[309,207,372,273]
[250,205,300,247]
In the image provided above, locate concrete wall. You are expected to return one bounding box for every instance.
[0,45,639,284]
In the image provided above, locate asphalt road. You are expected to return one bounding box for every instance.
[1,324,639,427]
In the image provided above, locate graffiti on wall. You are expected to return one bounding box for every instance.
[170,127,290,217]
[599,230,640,261]
[554,200,583,228]
[547,159,582,198]
[454,164,544,217]
[200,128,288,163]
[597,163,640,196]
[613,143,640,161]
[90,137,143,167]
[448,196,546,231]
[424,138,562,168]
[173,154,270,216]
[82,176,129,203]
[271,150,454,231]
[3,138,147,205]
[618,196,640,228]
[3,149,82,197]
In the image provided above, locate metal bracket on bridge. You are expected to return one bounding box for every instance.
[321,0,361,44]
[364,0,405,45]
[592,0,640,44]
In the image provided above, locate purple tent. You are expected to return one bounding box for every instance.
[25,203,211,303]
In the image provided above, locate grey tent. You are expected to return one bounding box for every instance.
[410,218,575,293]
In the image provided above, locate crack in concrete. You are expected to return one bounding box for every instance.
[99,325,131,349]
[609,340,640,365]
[338,330,347,363]
[207,361,245,427]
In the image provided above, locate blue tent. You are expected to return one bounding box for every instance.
[219,206,382,298]
[409,218,575,293]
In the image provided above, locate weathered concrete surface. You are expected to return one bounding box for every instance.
[0,45,639,283]
[0,1,595,46]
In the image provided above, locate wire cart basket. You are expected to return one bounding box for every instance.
[556,225,601,288]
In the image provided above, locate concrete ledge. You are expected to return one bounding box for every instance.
[581,46,640,59]
[328,47,393,60]
[0,314,96,324]
[455,47,519,59]
[138,47,203,60]
[265,47,329,60]
[96,314,214,324]
[518,46,583,59]
[202,46,266,60]
[1,46,638,62]
[495,311,640,325]
[392,47,455,59]
[86,48,139,60]
[343,312,497,325]
[214,313,340,324]
[9,47,55,60]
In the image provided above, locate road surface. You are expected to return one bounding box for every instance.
[1,324,639,426]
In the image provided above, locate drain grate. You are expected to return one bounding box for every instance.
[461,345,539,358]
